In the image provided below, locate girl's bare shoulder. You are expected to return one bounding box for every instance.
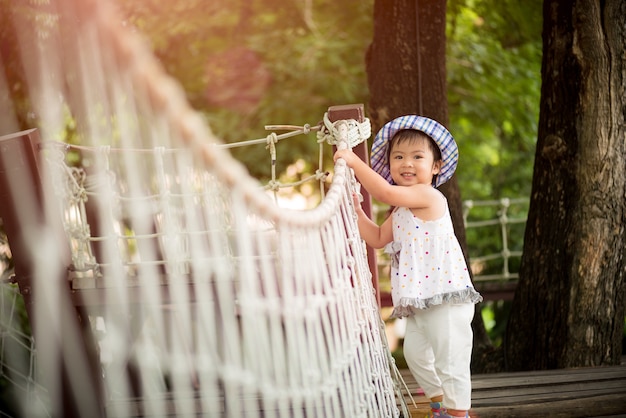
[408,187,446,221]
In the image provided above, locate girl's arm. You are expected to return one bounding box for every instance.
[334,149,439,209]
[353,199,393,249]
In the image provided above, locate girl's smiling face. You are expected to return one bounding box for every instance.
[388,131,442,187]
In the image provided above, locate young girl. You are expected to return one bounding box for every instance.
[334,115,482,418]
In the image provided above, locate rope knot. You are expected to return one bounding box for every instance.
[315,169,329,182]
[266,132,278,163]
[267,179,280,192]
[265,132,278,148]
[319,112,372,149]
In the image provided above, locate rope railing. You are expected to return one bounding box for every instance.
[35,113,373,287]
[39,118,529,293]
[220,114,371,201]
[1,107,407,417]
[462,197,528,283]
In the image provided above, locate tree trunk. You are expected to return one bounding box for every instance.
[505,0,626,370]
[366,0,494,372]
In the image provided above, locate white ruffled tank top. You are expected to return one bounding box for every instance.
[385,198,482,318]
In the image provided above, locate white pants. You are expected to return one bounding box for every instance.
[403,302,475,411]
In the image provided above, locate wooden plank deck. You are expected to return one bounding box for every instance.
[103,361,626,417]
[400,359,626,417]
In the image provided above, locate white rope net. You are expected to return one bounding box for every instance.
[0,0,405,417]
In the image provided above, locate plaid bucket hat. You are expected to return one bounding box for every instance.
[370,115,458,187]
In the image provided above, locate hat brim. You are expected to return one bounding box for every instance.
[370,115,458,187]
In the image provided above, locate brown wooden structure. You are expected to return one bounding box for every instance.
[402,358,626,417]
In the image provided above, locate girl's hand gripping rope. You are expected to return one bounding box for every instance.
[334,148,364,209]
[333,148,357,166]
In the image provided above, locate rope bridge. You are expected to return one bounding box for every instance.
[0,0,406,417]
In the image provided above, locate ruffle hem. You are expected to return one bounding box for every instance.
[390,287,483,319]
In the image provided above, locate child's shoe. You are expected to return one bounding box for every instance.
[425,402,445,417]
[425,404,470,418]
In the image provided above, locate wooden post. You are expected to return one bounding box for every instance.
[0,129,105,417]
[352,140,381,308]
[327,105,381,307]
[0,129,49,284]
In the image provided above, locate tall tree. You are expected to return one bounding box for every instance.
[505,0,626,370]
[365,0,493,371]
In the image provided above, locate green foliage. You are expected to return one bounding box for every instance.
[0,284,32,417]
[445,3,541,350]
[447,0,542,200]
[481,300,512,347]
[117,0,374,184]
